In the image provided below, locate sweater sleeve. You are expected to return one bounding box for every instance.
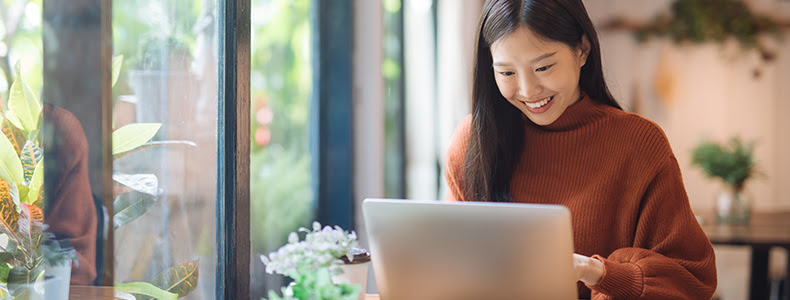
[588,156,717,299]
[444,115,472,202]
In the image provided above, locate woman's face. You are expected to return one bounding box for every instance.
[490,26,589,126]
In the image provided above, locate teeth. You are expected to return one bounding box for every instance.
[524,96,551,109]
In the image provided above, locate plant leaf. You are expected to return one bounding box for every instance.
[0,178,20,237]
[0,133,24,186]
[7,265,42,296]
[24,204,42,223]
[16,204,43,264]
[112,123,161,155]
[112,55,124,88]
[6,62,41,133]
[113,173,159,196]
[149,259,200,298]
[114,282,177,300]
[113,191,156,230]
[20,141,42,185]
[113,140,197,160]
[0,262,11,283]
[16,184,28,205]
[26,161,43,206]
[1,118,26,156]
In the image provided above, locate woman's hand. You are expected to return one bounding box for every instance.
[573,253,604,286]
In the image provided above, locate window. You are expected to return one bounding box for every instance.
[249,0,315,297]
[112,0,219,298]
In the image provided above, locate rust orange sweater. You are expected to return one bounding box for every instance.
[445,95,717,299]
[42,104,97,285]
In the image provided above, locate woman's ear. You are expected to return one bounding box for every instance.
[578,35,591,67]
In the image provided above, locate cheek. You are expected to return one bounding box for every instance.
[494,78,517,99]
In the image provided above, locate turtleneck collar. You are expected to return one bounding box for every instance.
[525,94,609,132]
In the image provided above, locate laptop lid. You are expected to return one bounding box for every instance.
[362,198,578,300]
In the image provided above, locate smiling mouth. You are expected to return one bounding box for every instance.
[523,96,553,109]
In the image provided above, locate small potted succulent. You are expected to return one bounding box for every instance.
[692,136,757,224]
[259,222,370,300]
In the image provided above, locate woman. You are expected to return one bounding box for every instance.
[444,0,717,298]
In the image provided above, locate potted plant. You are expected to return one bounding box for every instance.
[691,136,757,224]
[1,62,77,299]
[260,222,370,300]
[1,60,199,299]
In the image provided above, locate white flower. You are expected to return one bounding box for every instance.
[259,221,362,277]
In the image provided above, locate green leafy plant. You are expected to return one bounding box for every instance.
[636,0,781,61]
[265,267,360,300]
[691,136,756,191]
[1,59,199,299]
[0,62,76,299]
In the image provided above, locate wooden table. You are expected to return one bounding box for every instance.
[699,211,790,300]
[68,286,380,300]
[68,286,117,300]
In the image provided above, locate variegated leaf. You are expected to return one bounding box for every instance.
[0,178,20,236]
[16,204,44,264]
[20,141,41,184]
[149,259,199,298]
[1,118,25,156]
[16,204,34,258]
[24,204,42,223]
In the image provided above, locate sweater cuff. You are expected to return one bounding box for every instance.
[588,254,644,299]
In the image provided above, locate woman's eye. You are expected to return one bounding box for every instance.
[535,64,554,72]
[499,71,515,76]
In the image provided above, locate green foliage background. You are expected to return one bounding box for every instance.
[691,137,756,190]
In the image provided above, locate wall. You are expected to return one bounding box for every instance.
[587,1,790,299]
[590,0,790,212]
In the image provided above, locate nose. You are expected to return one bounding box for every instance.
[517,73,542,99]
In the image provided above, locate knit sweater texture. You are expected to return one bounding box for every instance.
[444,95,717,299]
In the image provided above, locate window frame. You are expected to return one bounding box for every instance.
[217,0,251,298]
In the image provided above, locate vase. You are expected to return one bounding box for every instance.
[716,185,751,224]
[41,261,71,300]
[332,249,371,300]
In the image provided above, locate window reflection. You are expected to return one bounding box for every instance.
[113,0,217,298]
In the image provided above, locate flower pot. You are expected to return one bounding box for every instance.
[41,261,71,300]
[332,249,371,300]
[716,186,751,224]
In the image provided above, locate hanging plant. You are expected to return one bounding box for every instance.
[635,0,782,66]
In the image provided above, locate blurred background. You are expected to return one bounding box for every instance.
[0,0,787,299]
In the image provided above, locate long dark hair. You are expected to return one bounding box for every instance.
[464,0,622,202]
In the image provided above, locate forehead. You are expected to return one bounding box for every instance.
[490,26,569,62]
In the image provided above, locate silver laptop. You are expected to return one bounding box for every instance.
[362,198,578,300]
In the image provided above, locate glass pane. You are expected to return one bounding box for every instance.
[249,0,315,298]
[383,0,405,199]
[113,0,218,299]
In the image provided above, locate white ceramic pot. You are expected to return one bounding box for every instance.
[42,262,71,300]
[332,250,371,300]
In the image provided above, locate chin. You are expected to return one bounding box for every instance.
[525,114,556,126]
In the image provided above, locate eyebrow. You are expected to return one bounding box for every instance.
[492,51,557,67]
